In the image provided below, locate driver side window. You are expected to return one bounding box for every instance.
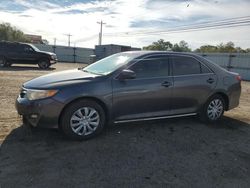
[129,56,169,79]
[16,45,33,53]
[23,45,34,52]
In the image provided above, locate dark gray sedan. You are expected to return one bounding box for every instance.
[16,51,241,140]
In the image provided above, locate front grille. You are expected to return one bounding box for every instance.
[20,88,27,98]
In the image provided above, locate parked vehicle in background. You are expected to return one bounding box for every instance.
[15,51,241,140]
[0,41,57,69]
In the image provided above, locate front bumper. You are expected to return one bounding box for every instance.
[15,96,64,128]
[50,59,57,64]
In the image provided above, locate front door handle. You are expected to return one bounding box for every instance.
[207,78,215,84]
[161,81,172,87]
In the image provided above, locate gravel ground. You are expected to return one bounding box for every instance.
[0,63,250,188]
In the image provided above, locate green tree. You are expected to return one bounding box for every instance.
[217,42,236,53]
[195,42,249,53]
[172,40,191,52]
[195,45,218,53]
[0,23,30,42]
[143,39,173,51]
[235,47,246,53]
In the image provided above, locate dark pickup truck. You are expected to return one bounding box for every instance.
[0,41,57,69]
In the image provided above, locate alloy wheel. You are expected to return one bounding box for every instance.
[70,107,100,136]
[207,99,224,120]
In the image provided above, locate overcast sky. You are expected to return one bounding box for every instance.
[0,0,250,49]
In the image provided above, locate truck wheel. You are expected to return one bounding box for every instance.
[60,99,106,140]
[38,59,50,69]
[0,56,10,67]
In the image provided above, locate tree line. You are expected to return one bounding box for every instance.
[0,23,31,42]
[143,39,250,53]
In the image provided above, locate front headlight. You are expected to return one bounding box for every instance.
[51,54,57,60]
[26,89,58,100]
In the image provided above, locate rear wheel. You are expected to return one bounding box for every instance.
[60,99,106,140]
[38,59,50,69]
[200,95,225,123]
[0,56,11,67]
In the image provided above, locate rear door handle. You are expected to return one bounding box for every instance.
[207,78,215,84]
[161,81,172,87]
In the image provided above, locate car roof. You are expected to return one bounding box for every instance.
[0,41,30,45]
[121,50,200,58]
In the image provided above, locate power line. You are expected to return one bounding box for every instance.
[105,18,250,36]
[105,16,250,36]
[133,20,250,36]
[104,16,250,37]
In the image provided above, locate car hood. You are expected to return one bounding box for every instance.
[23,69,101,89]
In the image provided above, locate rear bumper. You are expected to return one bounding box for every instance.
[15,96,64,128]
[228,82,241,110]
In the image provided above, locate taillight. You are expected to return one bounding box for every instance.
[236,75,241,81]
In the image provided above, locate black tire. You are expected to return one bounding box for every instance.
[5,62,12,67]
[0,56,7,67]
[0,56,11,67]
[200,94,225,123]
[22,116,33,127]
[0,56,5,67]
[38,59,50,69]
[60,99,106,140]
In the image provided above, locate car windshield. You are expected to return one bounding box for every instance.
[83,53,137,75]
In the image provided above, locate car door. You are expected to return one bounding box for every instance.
[16,44,37,64]
[170,55,217,115]
[112,55,173,122]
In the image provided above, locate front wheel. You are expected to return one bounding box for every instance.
[200,95,225,123]
[60,99,106,140]
[38,59,50,69]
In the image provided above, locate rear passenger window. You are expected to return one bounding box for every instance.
[8,44,17,51]
[172,56,211,76]
[16,45,26,52]
[23,45,34,52]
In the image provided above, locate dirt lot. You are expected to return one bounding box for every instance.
[0,63,250,188]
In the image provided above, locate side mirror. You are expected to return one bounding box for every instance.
[117,69,136,80]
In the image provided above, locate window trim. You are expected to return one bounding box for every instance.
[113,53,215,80]
[170,54,214,77]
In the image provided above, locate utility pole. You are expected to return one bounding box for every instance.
[97,20,106,45]
[64,34,72,47]
[54,38,56,46]
[53,38,57,53]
